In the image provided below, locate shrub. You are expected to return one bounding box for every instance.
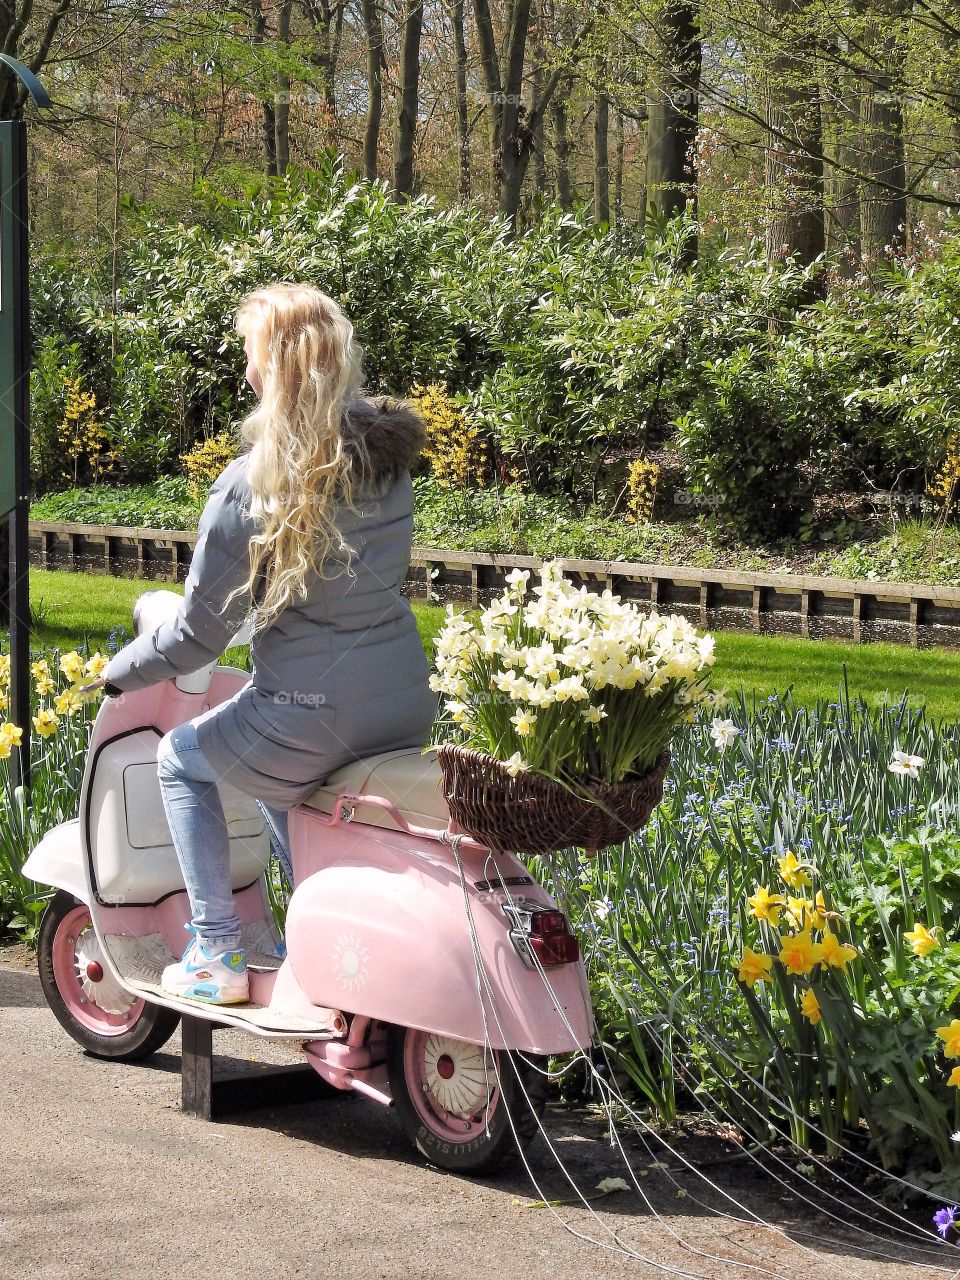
[182,430,239,500]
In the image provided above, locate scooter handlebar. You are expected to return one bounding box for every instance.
[132,589,253,696]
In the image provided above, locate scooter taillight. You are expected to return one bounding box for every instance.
[502,900,581,969]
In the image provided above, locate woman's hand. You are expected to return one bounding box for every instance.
[77,677,106,696]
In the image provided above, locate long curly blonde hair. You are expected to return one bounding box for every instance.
[223,282,370,637]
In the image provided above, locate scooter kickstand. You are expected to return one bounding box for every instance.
[180,1015,340,1120]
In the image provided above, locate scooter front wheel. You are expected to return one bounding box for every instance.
[38,891,180,1062]
[387,1024,548,1174]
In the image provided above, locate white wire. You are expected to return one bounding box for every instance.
[443,833,959,1279]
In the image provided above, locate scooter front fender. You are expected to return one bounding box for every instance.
[21,819,90,904]
[284,826,594,1055]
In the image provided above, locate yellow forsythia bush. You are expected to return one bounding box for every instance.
[408,382,489,489]
[181,431,238,501]
[626,457,661,525]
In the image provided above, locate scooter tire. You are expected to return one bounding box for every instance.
[387,1024,548,1175]
[38,890,181,1062]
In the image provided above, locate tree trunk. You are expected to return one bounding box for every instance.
[498,0,534,225]
[762,0,825,280]
[614,109,625,224]
[471,0,504,201]
[644,0,701,261]
[531,8,547,203]
[823,56,861,277]
[276,0,293,175]
[858,0,908,263]
[594,57,610,224]
[249,0,278,176]
[393,0,423,196]
[450,0,471,201]
[551,79,573,208]
[361,0,384,180]
[300,0,342,139]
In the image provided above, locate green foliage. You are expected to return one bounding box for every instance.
[30,477,199,529]
[27,169,960,532]
[536,679,960,1192]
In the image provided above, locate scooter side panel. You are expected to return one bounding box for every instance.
[285,814,594,1055]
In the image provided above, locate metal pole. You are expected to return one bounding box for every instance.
[7,116,29,792]
[0,59,50,796]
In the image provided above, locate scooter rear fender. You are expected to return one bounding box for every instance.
[285,808,595,1055]
[22,820,89,904]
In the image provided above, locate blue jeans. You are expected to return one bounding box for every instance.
[157,719,294,952]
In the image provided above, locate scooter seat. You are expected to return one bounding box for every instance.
[303,747,450,836]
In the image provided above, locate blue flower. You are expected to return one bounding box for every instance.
[933,1206,958,1239]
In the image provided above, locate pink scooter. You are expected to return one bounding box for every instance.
[24,590,594,1173]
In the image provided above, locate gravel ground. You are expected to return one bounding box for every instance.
[1,952,954,1280]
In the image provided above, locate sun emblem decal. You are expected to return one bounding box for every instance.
[330,931,371,993]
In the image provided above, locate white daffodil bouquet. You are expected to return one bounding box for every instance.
[429,559,723,790]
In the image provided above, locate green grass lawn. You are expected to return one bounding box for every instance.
[20,568,960,723]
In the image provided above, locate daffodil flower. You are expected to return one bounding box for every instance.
[936,1020,960,1058]
[747,885,786,927]
[904,922,941,957]
[888,748,925,778]
[777,849,813,890]
[735,946,773,989]
[778,929,824,977]
[819,927,858,969]
[800,988,822,1025]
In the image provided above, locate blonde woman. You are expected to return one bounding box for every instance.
[94,283,438,1004]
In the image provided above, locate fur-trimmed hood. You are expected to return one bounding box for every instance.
[341,395,426,498]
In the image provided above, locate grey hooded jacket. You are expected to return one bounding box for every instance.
[103,397,439,810]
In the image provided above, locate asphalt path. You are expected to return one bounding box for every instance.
[0,958,948,1280]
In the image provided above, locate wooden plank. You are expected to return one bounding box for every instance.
[852,592,864,644]
[801,589,811,639]
[752,585,763,633]
[408,545,960,605]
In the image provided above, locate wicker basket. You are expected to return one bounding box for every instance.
[434,742,671,855]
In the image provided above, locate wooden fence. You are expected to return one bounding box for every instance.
[27,519,960,648]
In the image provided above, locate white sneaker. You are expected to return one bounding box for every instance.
[160,925,249,1005]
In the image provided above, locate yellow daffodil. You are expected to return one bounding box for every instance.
[785,897,809,930]
[777,850,813,890]
[30,659,50,680]
[747,885,786,927]
[0,722,23,746]
[503,751,529,777]
[735,946,773,989]
[32,708,59,739]
[0,653,9,686]
[53,688,83,716]
[820,927,858,970]
[509,709,537,736]
[58,650,85,683]
[937,1021,960,1058]
[34,675,55,696]
[800,988,822,1025]
[904,923,941,958]
[85,652,109,678]
[778,929,824,977]
[808,891,828,931]
[949,1066,960,1088]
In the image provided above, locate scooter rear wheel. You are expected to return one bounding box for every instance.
[387,1024,548,1173]
[38,891,180,1062]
